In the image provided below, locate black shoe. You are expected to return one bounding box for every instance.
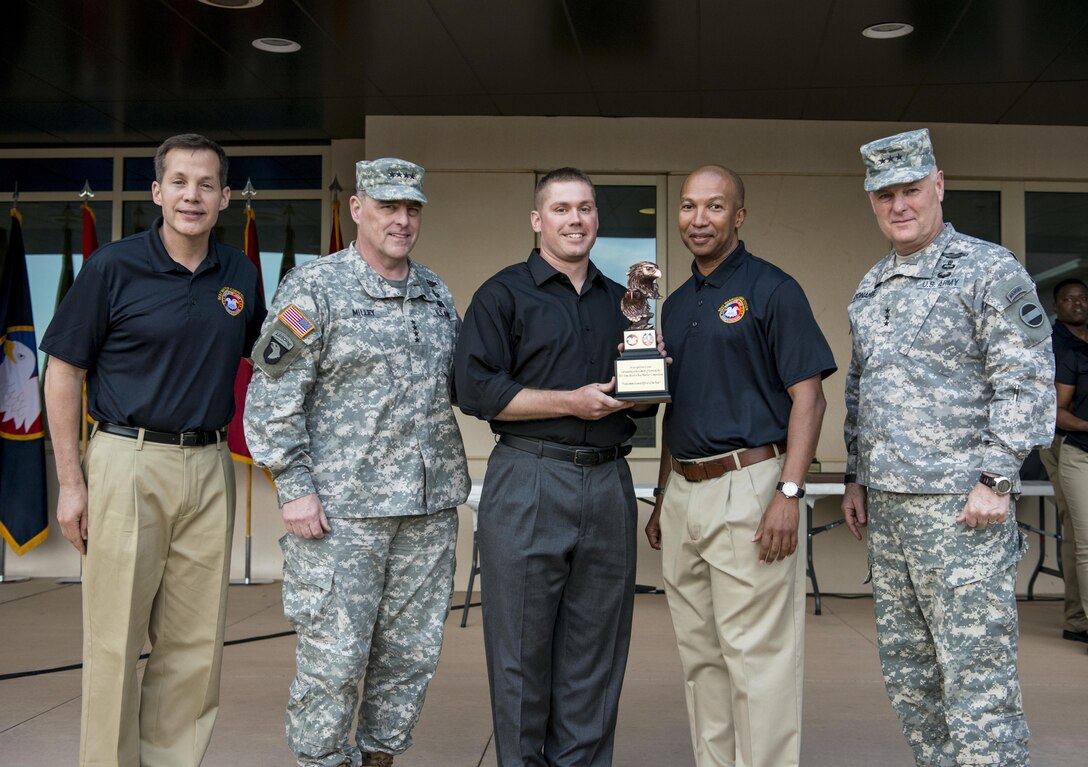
[1062,629,1088,643]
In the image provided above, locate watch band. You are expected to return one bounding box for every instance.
[776,480,806,499]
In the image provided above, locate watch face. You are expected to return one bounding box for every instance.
[781,481,799,497]
[995,477,1013,494]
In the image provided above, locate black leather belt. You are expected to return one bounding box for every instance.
[499,434,631,466]
[98,422,225,448]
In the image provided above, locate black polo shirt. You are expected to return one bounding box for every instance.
[1056,345,1088,453]
[662,242,835,460]
[455,249,655,447]
[1052,323,1087,437]
[40,217,266,432]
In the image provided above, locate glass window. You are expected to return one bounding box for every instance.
[593,184,658,448]
[944,190,1000,244]
[124,154,323,192]
[0,158,112,193]
[1025,192,1088,315]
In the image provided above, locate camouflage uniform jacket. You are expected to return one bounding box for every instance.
[244,245,469,517]
[845,223,1055,494]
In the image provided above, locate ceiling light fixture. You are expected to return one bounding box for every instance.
[252,37,301,53]
[198,0,264,9]
[862,22,914,39]
[638,207,656,215]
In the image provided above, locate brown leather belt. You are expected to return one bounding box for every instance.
[671,442,787,482]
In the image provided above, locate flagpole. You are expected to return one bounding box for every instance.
[0,542,31,584]
[231,180,271,586]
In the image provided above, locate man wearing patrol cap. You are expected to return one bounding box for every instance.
[842,128,1054,766]
[245,157,469,767]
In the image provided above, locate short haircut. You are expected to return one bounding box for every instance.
[689,165,745,208]
[1054,277,1088,300]
[153,133,229,188]
[535,167,595,209]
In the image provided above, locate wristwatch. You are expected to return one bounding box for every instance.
[776,481,806,499]
[652,486,666,498]
[978,474,1014,495]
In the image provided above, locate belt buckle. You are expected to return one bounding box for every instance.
[179,431,202,448]
[573,449,598,467]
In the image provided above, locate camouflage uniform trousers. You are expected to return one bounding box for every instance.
[280,509,458,767]
[867,490,1030,767]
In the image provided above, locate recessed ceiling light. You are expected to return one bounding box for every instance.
[199,0,264,9]
[252,37,301,53]
[862,22,914,39]
[638,207,656,215]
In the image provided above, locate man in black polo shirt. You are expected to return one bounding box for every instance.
[1038,277,1088,642]
[454,167,657,766]
[644,165,835,767]
[41,133,265,767]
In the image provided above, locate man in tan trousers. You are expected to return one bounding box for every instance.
[41,133,265,767]
[645,165,835,767]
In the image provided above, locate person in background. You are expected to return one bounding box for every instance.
[1039,277,1088,643]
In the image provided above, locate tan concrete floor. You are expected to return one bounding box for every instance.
[1,580,1085,766]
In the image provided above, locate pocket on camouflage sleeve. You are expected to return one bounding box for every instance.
[280,535,335,628]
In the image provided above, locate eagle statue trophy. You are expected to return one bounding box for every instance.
[620,260,663,329]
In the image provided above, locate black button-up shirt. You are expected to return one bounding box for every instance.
[662,242,836,459]
[455,249,654,447]
[41,217,266,432]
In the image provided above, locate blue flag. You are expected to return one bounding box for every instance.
[0,209,48,554]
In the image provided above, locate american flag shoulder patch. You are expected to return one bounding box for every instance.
[278,304,316,339]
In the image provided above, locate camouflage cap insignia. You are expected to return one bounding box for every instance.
[719,296,748,324]
[218,287,244,316]
[279,304,315,339]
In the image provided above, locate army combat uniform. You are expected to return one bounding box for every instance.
[845,223,1054,766]
[244,244,469,767]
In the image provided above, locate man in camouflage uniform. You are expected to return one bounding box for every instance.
[841,128,1054,767]
[245,158,469,767]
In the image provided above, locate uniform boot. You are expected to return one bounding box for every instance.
[361,753,394,767]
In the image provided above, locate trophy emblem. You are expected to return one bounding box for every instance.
[614,261,671,403]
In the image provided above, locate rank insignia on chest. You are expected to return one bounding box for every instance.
[279,304,315,338]
[719,296,748,324]
[218,287,244,316]
[262,330,294,364]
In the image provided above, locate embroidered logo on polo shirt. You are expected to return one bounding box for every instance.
[279,304,315,339]
[218,287,244,316]
[719,296,748,324]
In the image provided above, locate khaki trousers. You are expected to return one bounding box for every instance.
[1057,440,1088,633]
[660,452,805,767]
[1038,435,1087,632]
[80,429,236,767]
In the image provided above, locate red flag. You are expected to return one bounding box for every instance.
[81,202,98,261]
[328,197,344,254]
[227,207,263,463]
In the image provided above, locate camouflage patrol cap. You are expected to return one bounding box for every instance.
[355,157,428,204]
[860,128,936,192]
